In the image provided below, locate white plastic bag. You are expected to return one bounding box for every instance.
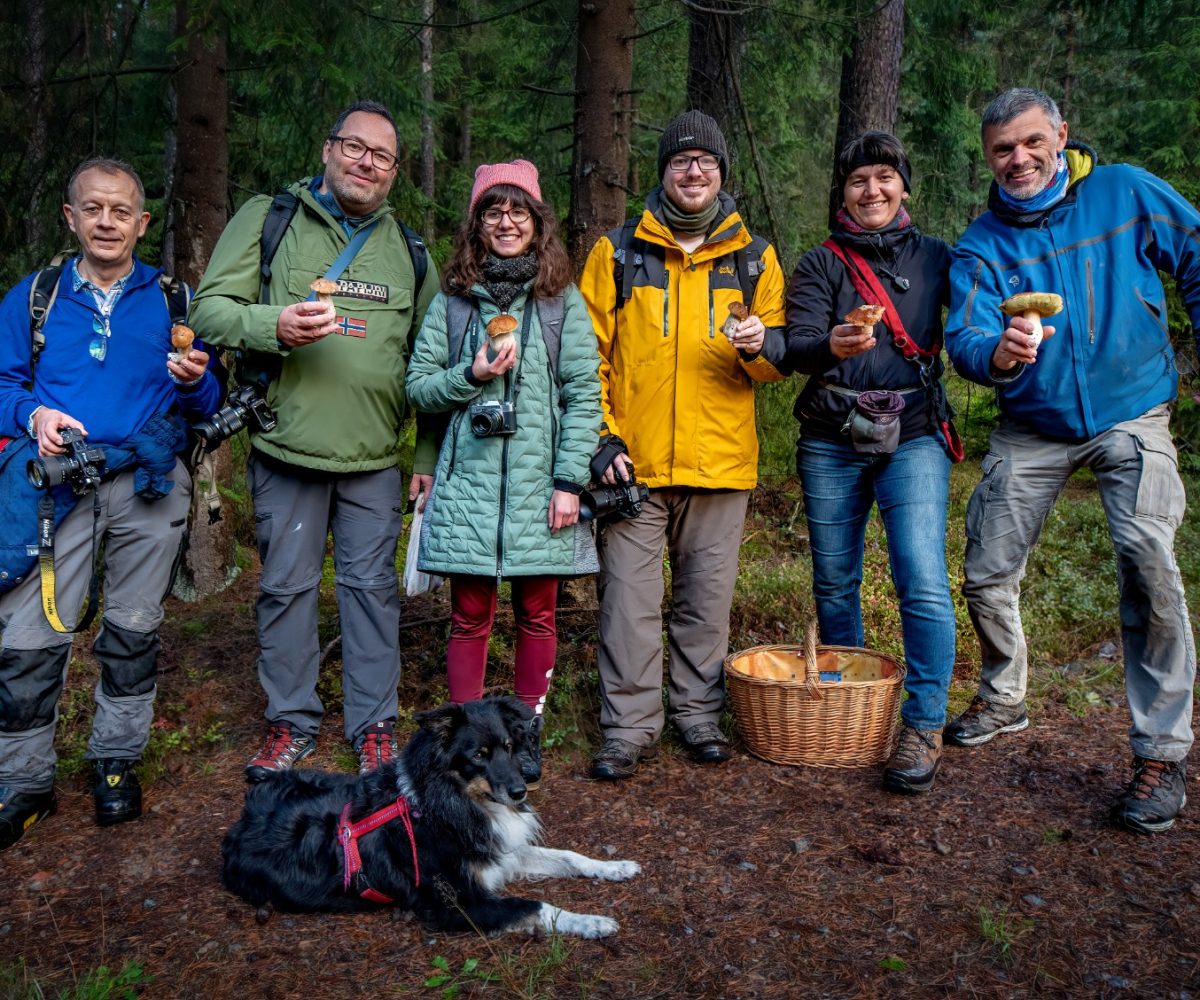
[403,500,444,597]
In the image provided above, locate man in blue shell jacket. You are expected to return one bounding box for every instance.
[945,88,1199,834]
[0,158,221,850]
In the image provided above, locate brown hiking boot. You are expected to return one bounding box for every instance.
[588,738,658,781]
[883,726,943,794]
[245,725,315,782]
[1111,757,1187,834]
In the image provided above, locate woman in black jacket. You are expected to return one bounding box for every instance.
[783,131,956,795]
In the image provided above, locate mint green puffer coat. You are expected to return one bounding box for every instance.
[405,282,601,578]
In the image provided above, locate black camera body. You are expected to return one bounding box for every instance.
[469,399,517,438]
[27,427,106,495]
[194,383,277,447]
[580,479,650,521]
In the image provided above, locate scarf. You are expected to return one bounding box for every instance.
[835,205,912,237]
[480,252,538,312]
[996,152,1070,214]
[648,185,721,237]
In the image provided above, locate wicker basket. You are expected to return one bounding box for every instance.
[725,625,906,767]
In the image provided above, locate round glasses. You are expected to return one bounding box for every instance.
[481,207,531,226]
[330,135,397,171]
[667,153,720,173]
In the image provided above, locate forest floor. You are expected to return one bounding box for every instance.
[3,482,1199,1000]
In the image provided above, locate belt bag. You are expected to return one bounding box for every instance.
[842,389,906,454]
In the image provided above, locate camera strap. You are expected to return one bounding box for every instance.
[304,217,383,301]
[505,302,536,404]
[37,490,103,634]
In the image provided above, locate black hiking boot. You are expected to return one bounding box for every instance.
[589,737,658,781]
[516,715,545,787]
[1111,757,1187,834]
[944,695,1029,747]
[679,722,732,764]
[0,786,57,851]
[92,759,142,827]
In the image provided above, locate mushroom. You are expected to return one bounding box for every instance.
[309,278,338,304]
[486,314,519,355]
[721,301,749,340]
[1000,292,1063,348]
[168,323,194,362]
[844,304,885,335]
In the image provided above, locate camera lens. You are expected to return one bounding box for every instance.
[471,411,500,436]
[27,458,50,489]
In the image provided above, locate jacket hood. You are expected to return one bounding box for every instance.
[986,140,1098,227]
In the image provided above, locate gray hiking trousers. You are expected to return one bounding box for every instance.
[963,406,1194,761]
[248,452,404,746]
[596,487,749,746]
[0,463,192,792]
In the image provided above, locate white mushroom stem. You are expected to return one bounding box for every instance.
[1021,310,1045,347]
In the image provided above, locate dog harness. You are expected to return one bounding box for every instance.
[338,795,419,904]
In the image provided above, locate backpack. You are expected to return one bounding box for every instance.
[610,217,767,310]
[257,191,428,305]
[444,294,566,390]
[27,255,190,383]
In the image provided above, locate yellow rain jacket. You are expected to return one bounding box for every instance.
[578,191,786,490]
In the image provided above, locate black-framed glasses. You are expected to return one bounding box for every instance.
[667,153,720,173]
[329,135,398,171]
[481,207,531,226]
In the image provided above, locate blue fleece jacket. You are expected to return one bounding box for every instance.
[946,145,1200,442]
[0,256,222,443]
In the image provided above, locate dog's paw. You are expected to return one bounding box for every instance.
[538,905,619,938]
[595,859,640,882]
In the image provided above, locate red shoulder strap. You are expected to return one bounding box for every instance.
[822,239,939,360]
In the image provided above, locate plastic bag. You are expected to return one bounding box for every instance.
[403,500,444,597]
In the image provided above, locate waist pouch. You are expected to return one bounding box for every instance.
[841,389,906,455]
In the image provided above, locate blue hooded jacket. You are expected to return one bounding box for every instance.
[946,143,1200,442]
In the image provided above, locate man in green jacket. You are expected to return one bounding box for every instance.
[190,100,438,778]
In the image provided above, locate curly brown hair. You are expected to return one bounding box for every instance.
[441,184,573,299]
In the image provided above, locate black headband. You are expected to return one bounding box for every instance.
[842,153,912,193]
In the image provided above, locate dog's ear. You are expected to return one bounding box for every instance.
[415,703,466,744]
[493,695,534,725]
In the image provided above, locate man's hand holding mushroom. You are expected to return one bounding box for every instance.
[992,292,1063,370]
[276,300,337,347]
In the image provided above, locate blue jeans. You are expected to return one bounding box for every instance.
[798,434,955,730]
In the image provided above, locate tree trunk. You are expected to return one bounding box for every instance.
[168,1,235,600]
[686,1,745,177]
[567,0,635,271]
[829,0,905,226]
[22,0,51,249]
[420,0,436,237]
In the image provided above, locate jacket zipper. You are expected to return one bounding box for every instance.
[964,261,981,326]
[707,267,715,339]
[496,433,510,587]
[1085,258,1095,343]
[662,270,670,338]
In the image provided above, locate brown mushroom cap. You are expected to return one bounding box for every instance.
[1000,292,1063,317]
[309,278,338,298]
[171,324,195,351]
[727,302,749,322]
[844,304,885,327]
[487,314,519,338]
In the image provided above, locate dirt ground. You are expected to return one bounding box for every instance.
[4,567,1198,1000]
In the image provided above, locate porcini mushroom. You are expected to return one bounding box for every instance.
[1000,292,1063,348]
[486,314,519,354]
[309,278,338,303]
[169,323,194,362]
[844,304,885,335]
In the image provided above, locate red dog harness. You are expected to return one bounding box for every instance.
[338,795,419,904]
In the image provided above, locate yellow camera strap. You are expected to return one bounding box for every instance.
[37,492,103,634]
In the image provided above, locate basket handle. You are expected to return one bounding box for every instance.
[803,623,823,701]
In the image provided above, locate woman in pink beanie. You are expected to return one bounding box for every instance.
[405,161,601,786]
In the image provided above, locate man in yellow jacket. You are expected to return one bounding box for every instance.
[579,110,786,779]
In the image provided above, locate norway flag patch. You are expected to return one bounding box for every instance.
[334,315,367,338]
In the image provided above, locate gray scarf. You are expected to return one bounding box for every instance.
[648,185,721,237]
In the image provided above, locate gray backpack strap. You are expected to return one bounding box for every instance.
[445,294,476,364]
[535,295,565,389]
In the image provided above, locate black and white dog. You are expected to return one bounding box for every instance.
[221,697,639,937]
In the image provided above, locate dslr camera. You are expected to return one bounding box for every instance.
[193,383,277,447]
[579,436,650,522]
[27,427,106,496]
[469,399,517,438]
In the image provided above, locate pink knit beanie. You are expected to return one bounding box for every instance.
[468,159,542,217]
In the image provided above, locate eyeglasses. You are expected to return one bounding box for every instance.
[481,207,531,226]
[329,135,398,171]
[667,153,720,173]
[89,313,110,361]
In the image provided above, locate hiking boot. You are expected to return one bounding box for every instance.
[0,786,57,851]
[944,695,1029,747]
[245,725,315,782]
[92,759,142,827]
[1111,757,1187,834]
[679,721,732,765]
[516,715,545,787]
[883,727,943,794]
[589,737,658,781]
[357,721,396,775]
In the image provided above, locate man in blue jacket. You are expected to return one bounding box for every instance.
[945,88,1199,834]
[0,158,221,850]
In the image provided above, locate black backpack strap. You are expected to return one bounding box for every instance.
[612,219,644,310]
[397,220,429,295]
[733,234,768,309]
[158,274,191,325]
[535,295,565,389]
[259,191,301,305]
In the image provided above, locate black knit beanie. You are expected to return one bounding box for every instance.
[658,110,729,182]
